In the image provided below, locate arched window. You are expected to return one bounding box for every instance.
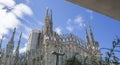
[41,55,43,60]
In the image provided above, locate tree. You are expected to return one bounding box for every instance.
[66,54,82,65]
[101,38,120,65]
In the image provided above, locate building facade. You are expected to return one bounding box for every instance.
[0,8,101,65]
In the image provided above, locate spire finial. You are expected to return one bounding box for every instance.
[50,9,52,16]
[14,32,22,59]
[83,24,87,33]
[10,28,16,41]
[15,32,22,53]
[88,21,92,33]
[84,24,89,36]
[50,9,52,21]
[18,32,22,46]
[46,7,49,16]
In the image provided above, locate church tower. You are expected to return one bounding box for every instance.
[84,25,90,49]
[5,28,16,65]
[88,22,95,47]
[6,28,16,56]
[43,8,53,35]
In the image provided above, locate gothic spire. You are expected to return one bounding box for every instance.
[44,7,50,23]
[88,21,95,46]
[46,7,49,17]
[15,32,22,57]
[43,8,53,35]
[6,28,16,57]
[84,24,90,46]
[10,28,16,42]
[0,35,4,49]
[50,9,53,28]
[13,32,22,65]
[16,32,22,51]
[50,9,52,22]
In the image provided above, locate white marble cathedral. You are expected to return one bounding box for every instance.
[0,8,101,65]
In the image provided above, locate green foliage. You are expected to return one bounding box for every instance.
[104,38,120,65]
[83,56,88,65]
[66,54,89,65]
[66,54,82,65]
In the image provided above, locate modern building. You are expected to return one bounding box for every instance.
[27,29,42,51]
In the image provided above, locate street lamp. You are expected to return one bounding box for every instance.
[51,50,65,65]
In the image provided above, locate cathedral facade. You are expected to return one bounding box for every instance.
[0,8,101,65]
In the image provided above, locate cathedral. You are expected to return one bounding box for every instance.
[0,8,101,65]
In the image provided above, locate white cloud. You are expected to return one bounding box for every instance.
[74,16,83,27]
[12,3,33,18]
[66,26,73,32]
[0,7,21,38]
[19,43,27,53]
[22,25,32,40]
[0,0,15,7]
[0,0,33,39]
[22,33,29,40]
[66,15,84,32]
[66,18,72,25]
[66,18,74,32]
[55,27,62,35]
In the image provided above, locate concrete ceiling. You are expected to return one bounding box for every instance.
[66,0,120,21]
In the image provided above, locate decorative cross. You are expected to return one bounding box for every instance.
[51,49,65,65]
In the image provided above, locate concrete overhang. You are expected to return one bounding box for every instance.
[66,0,120,21]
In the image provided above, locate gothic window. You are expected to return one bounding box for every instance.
[66,55,67,59]
[47,27,49,32]
[61,38,63,42]
[33,58,36,65]
[6,55,9,58]
[37,57,39,61]
[41,55,43,60]
[11,45,13,49]
[64,38,66,42]
[49,37,51,40]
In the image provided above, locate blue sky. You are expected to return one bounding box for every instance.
[0,0,120,58]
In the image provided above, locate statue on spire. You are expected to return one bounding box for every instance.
[10,28,16,42]
[46,7,49,17]
[50,9,52,21]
